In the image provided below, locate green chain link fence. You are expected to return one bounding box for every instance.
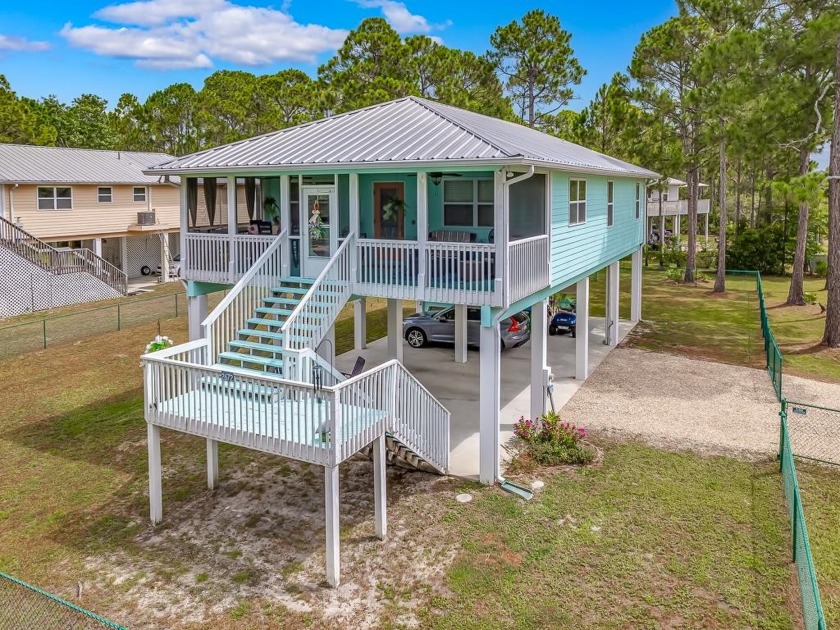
[0,289,226,361]
[779,402,827,630]
[0,571,125,629]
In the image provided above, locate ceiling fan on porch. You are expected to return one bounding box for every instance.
[428,172,461,186]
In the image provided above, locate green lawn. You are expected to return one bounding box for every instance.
[615,266,839,384]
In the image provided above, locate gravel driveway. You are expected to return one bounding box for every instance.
[561,347,782,459]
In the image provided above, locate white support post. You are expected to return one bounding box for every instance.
[631,247,643,323]
[348,172,359,287]
[416,172,428,296]
[675,214,681,241]
[479,323,501,485]
[206,439,219,489]
[705,212,709,246]
[607,261,619,346]
[386,299,403,362]
[354,298,367,351]
[160,234,170,283]
[325,465,340,588]
[93,237,102,258]
[530,298,548,420]
[226,176,237,282]
[373,433,387,540]
[120,236,128,275]
[180,178,188,268]
[454,304,468,363]
[575,277,590,380]
[188,294,208,341]
[280,175,291,273]
[148,423,162,524]
[493,171,506,300]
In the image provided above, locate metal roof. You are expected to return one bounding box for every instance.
[147,96,658,178]
[0,144,177,185]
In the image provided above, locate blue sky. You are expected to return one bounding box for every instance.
[0,0,677,111]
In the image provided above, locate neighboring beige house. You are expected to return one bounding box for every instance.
[0,144,180,278]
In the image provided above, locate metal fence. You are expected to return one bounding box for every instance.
[779,404,827,630]
[784,400,840,467]
[0,289,225,361]
[0,571,125,629]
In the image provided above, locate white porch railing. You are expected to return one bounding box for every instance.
[142,347,449,471]
[184,233,277,284]
[281,233,356,357]
[202,231,288,363]
[507,235,550,303]
[356,238,419,300]
[645,198,711,217]
[425,242,497,306]
[183,233,555,307]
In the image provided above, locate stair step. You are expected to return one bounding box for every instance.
[237,328,310,343]
[255,306,327,319]
[229,339,285,355]
[262,296,331,308]
[270,286,311,295]
[219,351,284,370]
[254,306,295,318]
[246,317,320,330]
[277,276,315,285]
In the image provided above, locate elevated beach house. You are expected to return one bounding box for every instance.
[140,96,657,586]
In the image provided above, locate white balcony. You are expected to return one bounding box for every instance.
[646,199,711,217]
[182,232,551,307]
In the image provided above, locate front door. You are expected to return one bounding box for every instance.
[301,187,336,278]
[373,182,405,240]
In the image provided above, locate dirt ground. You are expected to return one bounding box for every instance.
[561,346,782,459]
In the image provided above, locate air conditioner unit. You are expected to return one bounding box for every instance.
[136,211,156,226]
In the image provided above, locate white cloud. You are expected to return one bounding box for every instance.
[353,0,447,34]
[0,33,50,52]
[61,0,348,70]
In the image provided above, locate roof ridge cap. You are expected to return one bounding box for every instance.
[408,96,516,159]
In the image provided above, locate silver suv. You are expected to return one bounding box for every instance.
[403,307,530,350]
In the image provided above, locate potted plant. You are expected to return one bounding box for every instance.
[263,196,280,224]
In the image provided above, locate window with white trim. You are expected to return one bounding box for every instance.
[97,187,112,203]
[37,187,72,210]
[607,181,614,227]
[133,186,147,202]
[635,183,641,219]
[569,179,586,225]
[442,178,494,227]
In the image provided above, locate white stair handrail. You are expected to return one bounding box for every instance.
[202,230,288,362]
[281,232,356,357]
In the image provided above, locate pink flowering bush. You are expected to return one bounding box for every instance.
[512,411,593,466]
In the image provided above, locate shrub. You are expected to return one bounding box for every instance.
[665,267,684,282]
[804,292,818,305]
[726,225,791,275]
[815,260,828,278]
[512,411,594,466]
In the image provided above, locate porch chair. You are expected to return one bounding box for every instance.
[341,356,366,379]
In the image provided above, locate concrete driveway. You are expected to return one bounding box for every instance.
[335,317,634,479]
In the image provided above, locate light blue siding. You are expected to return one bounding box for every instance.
[550,172,645,288]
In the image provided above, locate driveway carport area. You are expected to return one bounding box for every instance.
[336,316,636,479]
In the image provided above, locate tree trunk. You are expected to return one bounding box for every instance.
[684,165,699,283]
[715,138,727,293]
[750,168,756,227]
[822,35,840,347]
[735,158,742,233]
[787,147,812,305]
[658,192,665,268]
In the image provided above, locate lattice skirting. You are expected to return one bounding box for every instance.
[0,246,121,319]
[123,233,180,278]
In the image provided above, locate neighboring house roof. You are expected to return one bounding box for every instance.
[147,96,659,178]
[0,144,177,185]
[664,177,709,188]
